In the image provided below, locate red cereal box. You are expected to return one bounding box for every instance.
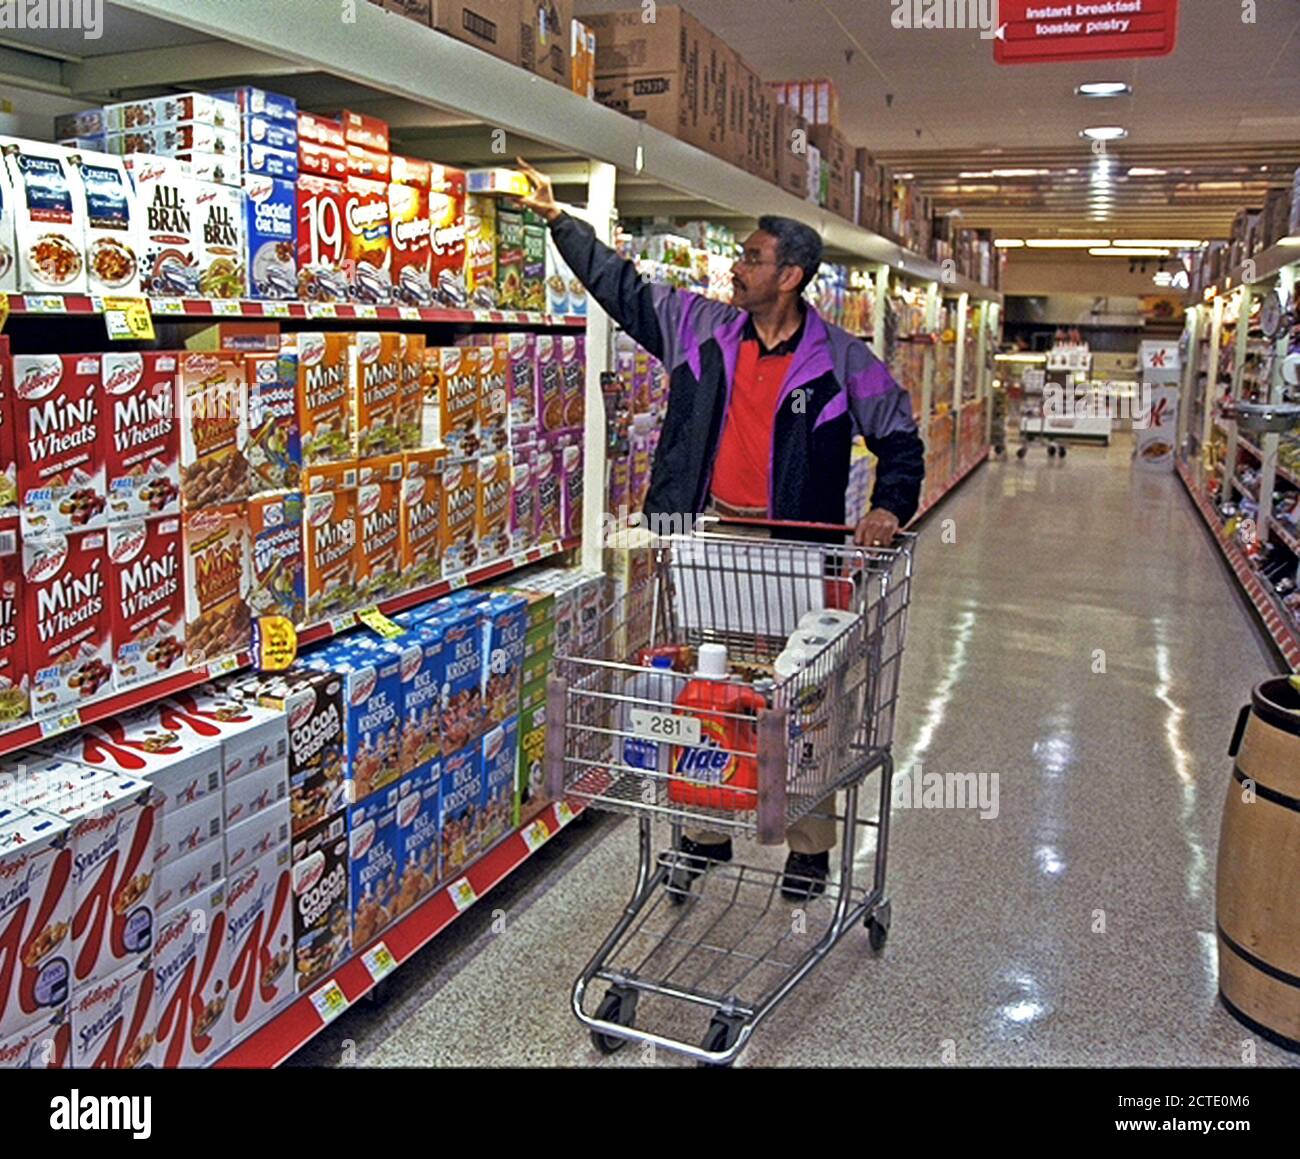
[178,351,249,510]
[12,353,106,537]
[297,113,345,149]
[344,175,392,304]
[0,525,28,724]
[101,351,180,522]
[0,336,16,517]
[389,178,433,306]
[22,528,112,714]
[295,173,349,302]
[182,504,251,667]
[429,163,467,308]
[341,110,389,152]
[108,515,185,690]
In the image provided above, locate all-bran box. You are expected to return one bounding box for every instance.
[348,783,399,950]
[510,451,533,554]
[178,351,249,509]
[344,175,391,304]
[70,958,155,1069]
[12,353,106,538]
[438,455,478,575]
[0,527,29,724]
[102,351,180,523]
[432,604,484,754]
[464,193,497,308]
[0,139,89,294]
[67,151,143,296]
[248,491,305,626]
[535,334,564,433]
[357,456,402,604]
[108,516,185,690]
[395,761,440,914]
[243,174,297,299]
[424,345,480,456]
[476,450,511,563]
[181,503,251,667]
[291,810,349,993]
[481,593,527,727]
[151,879,230,1068]
[400,447,444,589]
[22,528,112,713]
[245,350,301,494]
[397,332,426,451]
[439,742,481,882]
[303,487,358,623]
[295,173,349,302]
[477,342,510,454]
[194,178,246,297]
[532,441,561,542]
[429,163,467,307]
[352,332,403,458]
[125,153,199,296]
[225,844,293,1044]
[388,177,434,306]
[295,332,353,466]
[480,714,518,851]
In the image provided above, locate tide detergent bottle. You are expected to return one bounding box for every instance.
[668,644,767,810]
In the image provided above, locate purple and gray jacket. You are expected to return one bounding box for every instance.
[550,213,925,530]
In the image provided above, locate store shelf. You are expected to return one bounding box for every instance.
[1232,474,1258,499]
[1195,240,1300,301]
[213,794,587,1068]
[0,536,579,759]
[1270,519,1300,557]
[911,447,988,526]
[1177,459,1300,670]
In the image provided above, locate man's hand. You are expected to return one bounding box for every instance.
[854,507,900,547]
[516,158,562,223]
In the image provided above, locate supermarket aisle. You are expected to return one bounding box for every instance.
[298,438,1296,1068]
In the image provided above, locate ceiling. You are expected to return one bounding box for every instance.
[575,0,1300,240]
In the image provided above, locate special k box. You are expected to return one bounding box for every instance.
[152,880,230,1068]
[221,756,289,832]
[248,490,305,626]
[352,332,403,458]
[389,177,434,307]
[102,351,180,523]
[344,175,392,304]
[178,351,249,509]
[160,686,288,784]
[400,448,444,589]
[22,528,113,714]
[291,810,349,993]
[295,332,353,466]
[108,516,185,690]
[182,503,251,667]
[437,455,478,575]
[0,1006,70,1069]
[397,332,426,451]
[70,958,155,1069]
[295,173,350,302]
[476,450,511,564]
[0,808,72,1040]
[357,456,402,604]
[225,844,293,1042]
[224,795,290,877]
[12,353,106,538]
[304,487,358,624]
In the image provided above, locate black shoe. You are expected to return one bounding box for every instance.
[781,850,830,902]
[667,836,732,905]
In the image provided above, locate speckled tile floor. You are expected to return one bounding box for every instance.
[289,437,1298,1068]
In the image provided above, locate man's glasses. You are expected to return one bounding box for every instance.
[734,252,788,269]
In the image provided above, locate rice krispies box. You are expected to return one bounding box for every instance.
[179,351,250,509]
[480,714,518,851]
[12,353,106,538]
[248,491,305,626]
[291,810,349,993]
[296,173,350,303]
[391,621,443,772]
[481,593,527,727]
[246,350,301,495]
[296,332,353,466]
[108,516,185,690]
[438,455,478,575]
[22,528,113,714]
[125,154,199,296]
[225,844,293,1043]
[395,761,440,915]
[432,605,484,754]
[152,880,230,1068]
[243,174,297,299]
[182,504,251,667]
[0,139,89,294]
[389,177,434,307]
[102,351,180,523]
[476,450,511,564]
[352,332,403,458]
[70,958,155,1069]
[348,783,399,950]
[0,808,72,1041]
[0,526,30,724]
[439,742,481,882]
[400,448,444,590]
[357,456,402,604]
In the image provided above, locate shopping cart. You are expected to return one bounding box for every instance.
[545,520,914,1065]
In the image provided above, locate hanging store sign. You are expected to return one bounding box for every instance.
[994,0,1178,65]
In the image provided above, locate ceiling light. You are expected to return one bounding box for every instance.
[1025,239,1111,248]
[1114,239,1203,248]
[1089,247,1171,257]
[1279,236,1300,247]
[895,172,915,179]
[1080,126,1128,141]
[958,170,995,179]
[993,239,1025,248]
[1076,82,1132,97]
[990,168,1050,177]
[1127,167,1166,177]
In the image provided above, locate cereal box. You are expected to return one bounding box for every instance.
[108,516,185,690]
[0,338,14,516]
[439,742,481,881]
[348,784,399,950]
[178,351,249,509]
[397,332,426,451]
[428,163,466,308]
[522,207,546,312]
[70,958,154,1069]
[67,151,142,296]
[154,833,222,916]
[535,334,564,433]
[481,593,527,726]
[182,503,251,667]
[125,153,199,296]
[559,432,584,539]
[395,761,440,914]
[248,491,305,626]
[502,331,537,434]
[303,488,358,623]
[0,1006,70,1069]
[246,350,301,494]
[0,527,28,724]
[243,143,296,181]
[389,624,442,771]
[295,332,353,465]
[509,451,534,554]
[159,685,288,784]
[495,199,524,309]
[225,844,293,1043]
[152,879,230,1068]
[298,113,346,149]
[389,178,433,306]
[344,175,392,304]
[245,116,298,152]
[400,447,444,589]
[291,810,349,993]
[515,695,549,825]
[298,140,348,181]
[193,179,246,298]
[425,345,480,456]
[221,757,289,833]
[478,342,510,454]
[433,604,484,753]
[212,86,298,125]
[480,714,518,850]
[223,795,290,879]
[464,193,497,308]
[341,110,389,152]
[477,450,511,564]
[243,174,297,299]
[102,351,179,524]
[357,456,402,603]
[105,93,239,131]
[109,123,241,158]
[22,529,112,713]
[56,110,108,140]
[0,754,97,811]
[438,455,478,575]
[346,144,389,182]
[12,353,105,538]
[295,173,350,302]
[561,335,585,428]
[0,157,15,294]
[0,139,89,294]
[532,441,561,542]
[352,332,403,458]
[0,808,71,1040]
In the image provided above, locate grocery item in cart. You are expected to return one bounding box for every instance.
[438,455,478,575]
[291,810,349,993]
[225,843,293,1044]
[152,879,230,1067]
[246,349,301,494]
[348,784,399,950]
[107,516,185,690]
[124,154,199,296]
[439,741,481,880]
[69,957,155,1069]
[243,174,297,299]
[248,490,305,626]
[619,656,685,777]
[179,351,249,508]
[0,139,88,293]
[102,351,179,522]
[295,332,352,465]
[296,173,350,301]
[181,503,250,666]
[0,529,28,724]
[400,447,444,589]
[357,455,402,603]
[12,353,106,538]
[352,332,403,457]
[67,151,142,295]
[395,760,440,914]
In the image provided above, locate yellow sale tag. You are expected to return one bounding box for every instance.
[0,294,9,333]
[309,979,348,1024]
[103,297,155,341]
[256,615,298,672]
[362,942,396,982]
[521,818,551,853]
[358,606,404,640]
[449,877,477,912]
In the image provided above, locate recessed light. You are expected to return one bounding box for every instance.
[1076,82,1132,97]
[1126,167,1167,177]
[1114,239,1204,248]
[1025,239,1111,249]
[1089,247,1170,257]
[1081,126,1128,141]
[993,239,1025,248]
[989,168,1050,177]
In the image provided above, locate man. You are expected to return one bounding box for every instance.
[519,160,924,901]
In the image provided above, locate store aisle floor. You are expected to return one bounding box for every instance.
[294,439,1297,1068]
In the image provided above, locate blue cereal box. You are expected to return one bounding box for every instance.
[481,593,527,725]
[432,606,484,754]
[243,175,297,299]
[247,350,301,492]
[248,491,306,626]
[245,115,298,152]
[211,86,298,125]
[245,143,298,181]
[440,742,481,880]
[348,783,400,950]
[480,714,518,851]
[393,626,444,771]
[395,760,440,914]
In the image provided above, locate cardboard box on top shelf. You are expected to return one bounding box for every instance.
[570,18,597,99]
[703,34,736,167]
[520,0,572,87]
[431,0,522,65]
[385,0,433,21]
[774,104,809,199]
[809,126,852,219]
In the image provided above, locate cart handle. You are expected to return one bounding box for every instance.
[696,514,857,534]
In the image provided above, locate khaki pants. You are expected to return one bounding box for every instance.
[687,797,837,855]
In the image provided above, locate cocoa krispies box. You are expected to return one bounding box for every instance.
[101,351,180,522]
[290,810,349,993]
[108,515,186,691]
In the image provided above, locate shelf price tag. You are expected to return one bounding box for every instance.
[309,979,349,1024]
[444,571,468,591]
[103,297,155,341]
[262,300,292,317]
[212,299,243,316]
[398,305,422,321]
[38,708,81,738]
[358,607,403,640]
[329,612,357,635]
[354,304,378,319]
[308,302,338,319]
[208,653,240,678]
[361,941,397,983]
[448,877,477,912]
[22,294,64,313]
[150,297,185,315]
[555,800,575,828]
[521,817,552,853]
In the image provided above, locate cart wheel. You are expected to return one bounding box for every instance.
[1047,444,1058,458]
[865,899,891,954]
[1058,445,1067,459]
[699,1016,743,1067]
[994,443,1005,457]
[591,987,636,1055]
[1016,446,1028,460]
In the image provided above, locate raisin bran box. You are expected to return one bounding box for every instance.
[0,527,29,724]
[243,174,297,299]
[395,760,440,915]
[22,528,112,713]
[400,447,444,590]
[245,350,301,495]
[296,173,349,302]
[439,741,481,882]
[181,503,251,667]
[291,810,349,993]
[295,332,353,466]
[0,139,89,294]
[388,177,434,307]
[344,175,391,305]
[303,487,358,624]
[125,153,199,296]
[69,958,154,1069]
[225,844,293,1044]
[357,456,402,604]
[397,332,426,451]
[348,783,399,951]
[178,351,249,509]
[479,714,518,851]
[247,490,305,626]
[352,331,403,458]
[108,515,185,690]
[102,351,179,523]
[12,353,106,538]
[151,878,230,1068]
[476,450,511,564]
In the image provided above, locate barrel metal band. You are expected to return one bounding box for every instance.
[1217,924,1300,991]
[1248,695,1300,739]
[1232,765,1300,813]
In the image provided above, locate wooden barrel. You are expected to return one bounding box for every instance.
[1217,677,1300,1052]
